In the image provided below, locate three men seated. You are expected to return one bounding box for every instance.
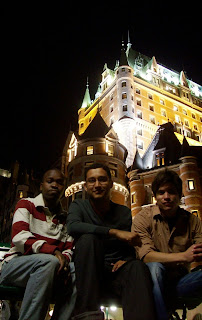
[0,164,201,320]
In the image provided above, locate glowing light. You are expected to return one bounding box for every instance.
[188,179,195,190]
[110,306,117,311]
[65,182,85,197]
[49,309,53,316]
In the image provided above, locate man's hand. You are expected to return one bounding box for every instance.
[109,229,142,247]
[183,244,202,263]
[54,249,69,274]
[111,260,126,272]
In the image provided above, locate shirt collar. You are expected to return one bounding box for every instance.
[33,193,64,215]
[152,205,187,221]
[152,205,162,218]
[33,193,46,208]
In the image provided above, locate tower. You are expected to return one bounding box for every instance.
[62,39,202,215]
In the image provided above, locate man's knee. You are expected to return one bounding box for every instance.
[147,262,165,280]
[124,260,150,277]
[34,253,60,272]
[75,234,103,251]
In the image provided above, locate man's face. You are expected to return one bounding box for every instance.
[84,168,113,201]
[40,169,65,205]
[155,182,180,218]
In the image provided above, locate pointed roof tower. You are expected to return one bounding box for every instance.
[81,78,91,109]
[79,112,109,140]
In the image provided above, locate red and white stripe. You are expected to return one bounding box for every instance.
[4,194,73,263]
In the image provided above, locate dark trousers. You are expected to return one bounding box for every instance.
[74,234,156,320]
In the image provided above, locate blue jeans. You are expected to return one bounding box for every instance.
[0,254,76,320]
[147,262,202,320]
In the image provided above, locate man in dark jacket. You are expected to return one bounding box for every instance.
[67,163,156,320]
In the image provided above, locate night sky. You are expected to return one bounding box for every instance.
[1,1,201,174]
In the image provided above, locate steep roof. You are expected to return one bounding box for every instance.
[141,122,182,170]
[131,149,143,171]
[79,112,109,140]
[180,136,191,157]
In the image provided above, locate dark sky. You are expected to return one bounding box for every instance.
[1,1,201,173]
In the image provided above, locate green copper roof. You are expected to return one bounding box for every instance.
[81,82,91,109]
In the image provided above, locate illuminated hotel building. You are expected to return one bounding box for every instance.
[62,39,202,218]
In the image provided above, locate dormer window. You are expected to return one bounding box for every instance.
[155,152,165,167]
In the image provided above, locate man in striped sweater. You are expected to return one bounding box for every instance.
[0,168,74,320]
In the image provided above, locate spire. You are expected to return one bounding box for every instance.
[119,40,128,66]
[127,30,132,50]
[81,78,91,109]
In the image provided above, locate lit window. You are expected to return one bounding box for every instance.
[107,144,114,156]
[193,124,198,131]
[19,191,23,199]
[87,146,93,155]
[131,193,136,204]
[155,152,165,167]
[161,109,166,117]
[173,105,178,111]
[188,179,195,190]
[137,139,143,149]
[191,210,198,217]
[175,115,181,123]
[150,116,155,124]
[137,110,142,119]
[176,126,182,134]
[110,169,117,177]
[185,130,191,138]
[122,93,127,99]
[137,128,142,136]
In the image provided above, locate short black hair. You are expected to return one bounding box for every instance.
[42,168,65,183]
[152,169,182,198]
[84,163,111,181]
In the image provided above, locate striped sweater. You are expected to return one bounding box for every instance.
[3,193,73,264]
